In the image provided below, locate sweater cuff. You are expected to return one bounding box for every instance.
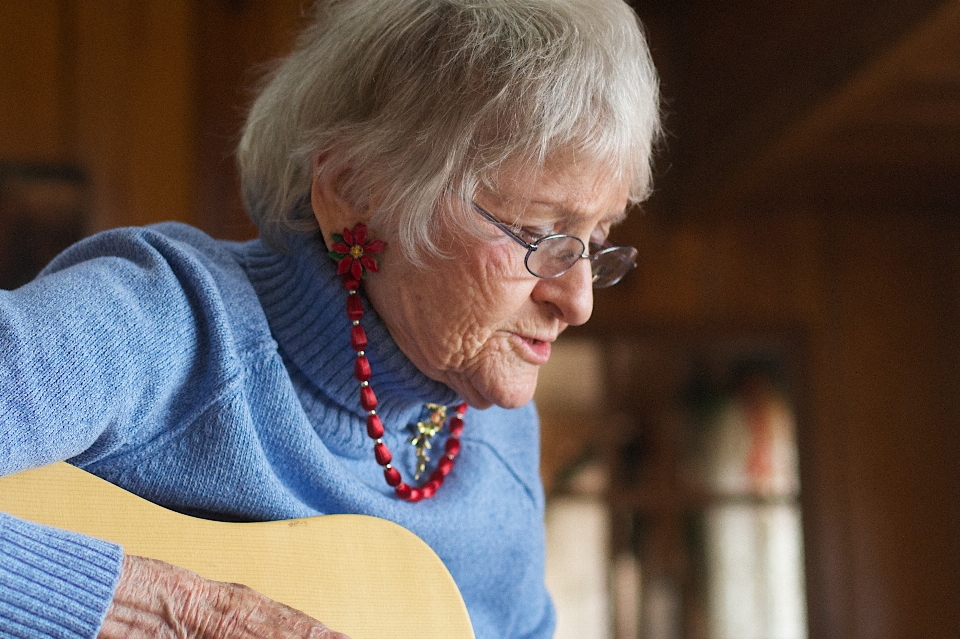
[0,513,123,639]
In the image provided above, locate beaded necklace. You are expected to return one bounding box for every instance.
[328,223,466,502]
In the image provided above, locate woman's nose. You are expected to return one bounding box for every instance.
[532,258,594,326]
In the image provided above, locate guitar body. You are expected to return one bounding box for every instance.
[0,463,474,639]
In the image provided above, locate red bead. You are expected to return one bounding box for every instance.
[360,386,378,411]
[366,414,384,439]
[374,442,392,466]
[351,324,368,351]
[360,386,377,412]
[429,468,446,485]
[395,483,412,500]
[455,403,467,413]
[347,295,364,320]
[437,456,454,476]
[448,416,464,436]
[408,488,424,502]
[354,356,371,382]
[384,467,402,486]
[343,278,360,291]
[421,481,438,499]
[445,437,461,457]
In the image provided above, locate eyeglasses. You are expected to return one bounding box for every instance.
[471,201,637,288]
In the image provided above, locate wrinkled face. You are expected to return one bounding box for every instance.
[361,159,630,409]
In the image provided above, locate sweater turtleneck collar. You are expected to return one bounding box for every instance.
[240,233,460,432]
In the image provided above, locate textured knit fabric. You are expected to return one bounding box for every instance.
[0,222,555,639]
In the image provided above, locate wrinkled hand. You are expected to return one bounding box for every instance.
[98,555,351,639]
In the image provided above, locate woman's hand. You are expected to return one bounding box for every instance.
[98,555,350,639]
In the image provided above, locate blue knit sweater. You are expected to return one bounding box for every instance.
[0,223,555,639]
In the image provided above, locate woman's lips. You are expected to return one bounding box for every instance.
[512,333,553,365]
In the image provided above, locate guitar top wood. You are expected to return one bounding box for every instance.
[0,463,474,639]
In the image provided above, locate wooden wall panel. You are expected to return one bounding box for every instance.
[662,0,952,211]
[598,213,711,323]
[950,224,960,617]
[72,0,197,232]
[599,210,826,325]
[804,313,858,639]
[0,1,68,160]
[829,212,960,637]
[706,212,826,321]
[0,1,198,231]
[194,0,308,240]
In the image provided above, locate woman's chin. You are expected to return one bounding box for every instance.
[458,367,540,411]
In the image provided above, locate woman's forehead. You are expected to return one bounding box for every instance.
[484,158,630,218]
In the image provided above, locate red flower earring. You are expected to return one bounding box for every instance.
[327,224,386,281]
[329,223,466,502]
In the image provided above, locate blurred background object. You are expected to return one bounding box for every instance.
[537,334,808,639]
[0,163,87,289]
[2,1,959,637]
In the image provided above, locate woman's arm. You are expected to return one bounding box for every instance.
[1,226,246,475]
[1,227,346,638]
[0,513,123,638]
[0,515,348,639]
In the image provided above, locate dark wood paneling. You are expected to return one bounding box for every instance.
[0,1,69,161]
[828,212,960,636]
[71,0,198,231]
[194,0,308,241]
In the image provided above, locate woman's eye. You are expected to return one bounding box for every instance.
[517,226,549,242]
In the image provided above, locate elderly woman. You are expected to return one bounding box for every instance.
[0,0,659,637]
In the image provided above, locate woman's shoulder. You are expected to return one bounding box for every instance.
[41,222,239,272]
[39,222,276,355]
[49,222,254,278]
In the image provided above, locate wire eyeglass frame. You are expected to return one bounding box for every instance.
[471,200,637,288]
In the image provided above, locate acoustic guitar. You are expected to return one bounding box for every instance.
[0,462,474,639]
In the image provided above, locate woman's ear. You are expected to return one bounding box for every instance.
[310,156,368,251]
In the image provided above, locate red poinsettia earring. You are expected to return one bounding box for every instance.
[329,223,466,502]
[327,223,386,281]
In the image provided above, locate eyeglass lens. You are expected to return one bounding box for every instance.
[590,245,638,288]
[525,237,637,288]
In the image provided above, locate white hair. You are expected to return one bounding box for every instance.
[238,0,661,263]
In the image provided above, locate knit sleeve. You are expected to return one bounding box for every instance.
[0,513,123,639]
[0,225,245,475]
[0,225,248,636]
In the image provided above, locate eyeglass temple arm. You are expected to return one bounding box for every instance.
[447,187,536,251]
[463,190,615,258]
[469,201,538,251]
[473,199,619,260]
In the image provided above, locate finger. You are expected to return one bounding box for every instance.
[205,580,352,638]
